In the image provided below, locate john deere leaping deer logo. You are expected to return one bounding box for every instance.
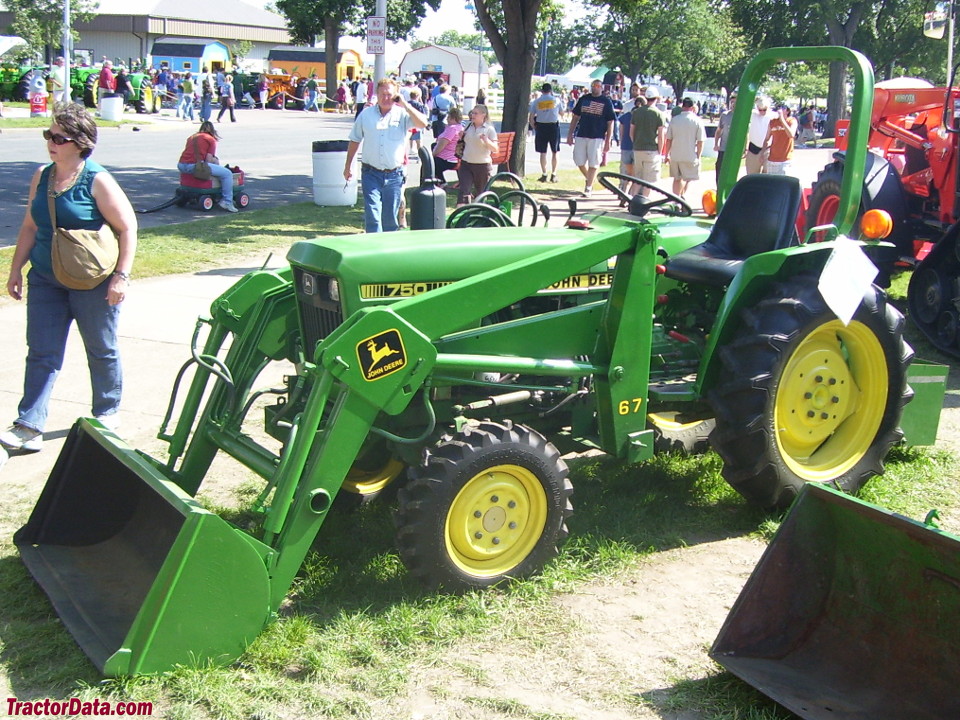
[357,329,407,381]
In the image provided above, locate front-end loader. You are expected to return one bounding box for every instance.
[14,47,926,676]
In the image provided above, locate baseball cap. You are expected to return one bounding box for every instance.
[644,86,660,99]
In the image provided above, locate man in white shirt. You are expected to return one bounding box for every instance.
[746,95,773,174]
[354,77,369,116]
[344,78,428,232]
[50,57,68,103]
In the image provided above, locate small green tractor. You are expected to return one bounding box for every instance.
[14,47,927,675]
[70,65,155,113]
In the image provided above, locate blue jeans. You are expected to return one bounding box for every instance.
[306,90,318,111]
[17,269,122,432]
[179,94,195,120]
[361,165,404,233]
[178,162,234,201]
[200,94,212,121]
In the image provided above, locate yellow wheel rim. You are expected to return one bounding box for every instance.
[775,319,888,481]
[445,464,548,578]
[342,458,405,496]
[648,411,707,432]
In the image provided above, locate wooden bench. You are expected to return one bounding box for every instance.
[491,131,515,173]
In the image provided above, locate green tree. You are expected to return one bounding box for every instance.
[231,39,254,70]
[590,0,745,99]
[275,0,439,101]
[473,0,548,175]
[540,16,593,76]
[4,0,97,62]
[726,0,944,136]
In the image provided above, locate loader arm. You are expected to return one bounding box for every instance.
[264,221,661,601]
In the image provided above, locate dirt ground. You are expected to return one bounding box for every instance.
[398,380,960,720]
[401,538,768,720]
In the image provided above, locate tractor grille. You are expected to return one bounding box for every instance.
[293,267,344,357]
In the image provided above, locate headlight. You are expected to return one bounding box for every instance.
[328,278,340,302]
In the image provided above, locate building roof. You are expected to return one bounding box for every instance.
[77,0,288,29]
[152,38,226,56]
[268,47,358,63]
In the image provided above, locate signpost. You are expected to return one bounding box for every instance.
[369,4,386,82]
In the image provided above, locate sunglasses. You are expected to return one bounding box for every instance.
[43,130,76,146]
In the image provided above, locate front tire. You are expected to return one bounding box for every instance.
[709,275,912,510]
[395,421,572,591]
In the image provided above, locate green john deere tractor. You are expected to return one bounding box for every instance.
[70,66,155,112]
[13,47,940,679]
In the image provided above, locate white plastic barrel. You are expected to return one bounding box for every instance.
[101,94,123,121]
[312,140,357,206]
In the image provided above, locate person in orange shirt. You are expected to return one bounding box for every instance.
[764,105,798,176]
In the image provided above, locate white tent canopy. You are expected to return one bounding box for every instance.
[0,35,26,58]
[555,64,596,89]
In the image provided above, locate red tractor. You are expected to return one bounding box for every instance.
[806,81,960,357]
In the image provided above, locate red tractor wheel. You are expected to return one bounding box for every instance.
[237,193,250,209]
[806,163,844,242]
[200,195,215,211]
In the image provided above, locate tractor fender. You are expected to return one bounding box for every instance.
[824,151,909,216]
[695,241,876,394]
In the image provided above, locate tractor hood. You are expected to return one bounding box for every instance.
[286,217,712,287]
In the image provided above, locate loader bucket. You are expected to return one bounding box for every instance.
[711,484,960,720]
[15,420,274,676]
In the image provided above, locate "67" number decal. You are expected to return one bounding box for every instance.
[618,398,644,415]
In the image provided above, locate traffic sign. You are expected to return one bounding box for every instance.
[367,16,386,55]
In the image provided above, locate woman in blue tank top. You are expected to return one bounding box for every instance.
[1,102,137,453]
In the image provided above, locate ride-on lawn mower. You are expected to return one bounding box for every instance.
[13,48,948,696]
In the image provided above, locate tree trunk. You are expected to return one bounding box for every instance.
[324,18,340,108]
[822,2,867,139]
[475,0,543,176]
[824,60,847,139]
[499,46,537,175]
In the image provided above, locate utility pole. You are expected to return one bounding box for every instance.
[62,0,71,102]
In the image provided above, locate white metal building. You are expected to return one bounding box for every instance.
[0,0,290,72]
[398,44,488,96]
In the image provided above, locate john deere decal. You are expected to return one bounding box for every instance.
[357,329,407,381]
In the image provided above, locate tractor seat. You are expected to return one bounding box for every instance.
[664,174,801,286]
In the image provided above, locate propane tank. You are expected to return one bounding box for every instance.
[29,72,48,117]
[409,147,447,230]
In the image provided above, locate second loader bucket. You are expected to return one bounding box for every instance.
[15,420,275,676]
[711,484,960,719]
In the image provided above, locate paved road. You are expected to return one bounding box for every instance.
[0,104,837,244]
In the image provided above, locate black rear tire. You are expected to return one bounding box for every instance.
[394,420,572,591]
[709,274,912,510]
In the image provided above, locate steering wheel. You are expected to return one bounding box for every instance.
[446,203,514,228]
[596,171,693,218]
